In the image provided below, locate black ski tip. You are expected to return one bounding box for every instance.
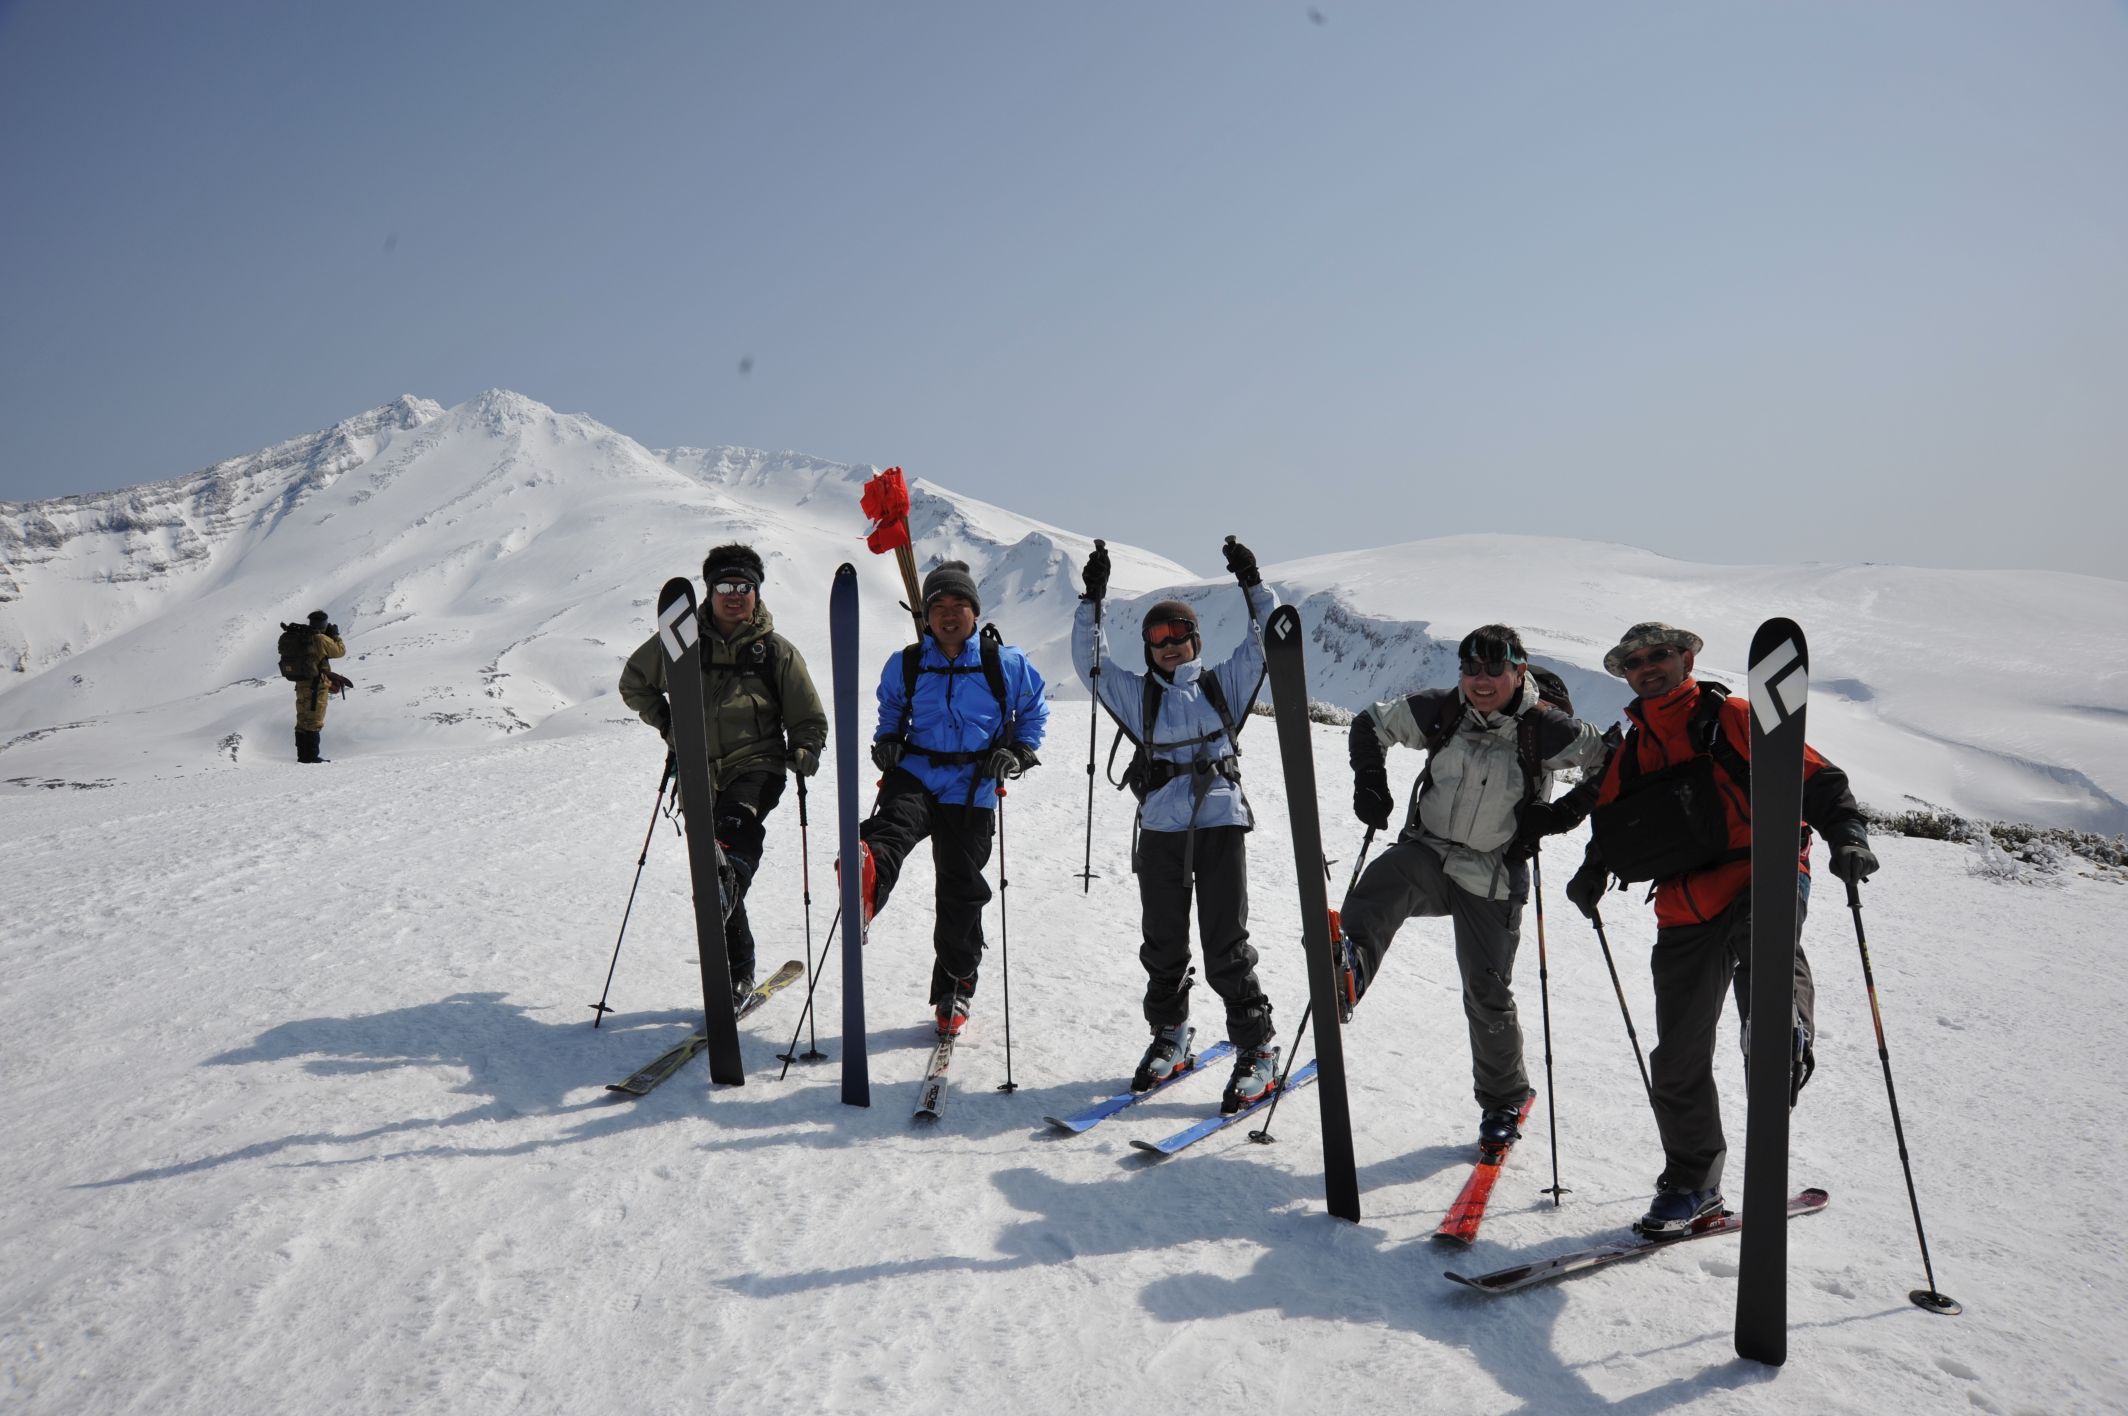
[1910,1289,1963,1316]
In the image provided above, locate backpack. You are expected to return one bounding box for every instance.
[276,623,322,682]
[896,623,1016,766]
[1588,680,1754,884]
[1416,665,1574,808]
[1106,669,1247,803]
[703,634,785,716]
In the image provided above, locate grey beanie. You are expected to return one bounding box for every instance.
[921,560,980,614]
[1603,621,1705,677]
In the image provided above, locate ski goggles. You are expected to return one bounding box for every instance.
[1459,656,1522,678]
[1144,622,1199,648]
[710,580,757,596]
[1618,645,1680,673]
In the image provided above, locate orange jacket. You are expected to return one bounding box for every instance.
[1591,677,1860,928]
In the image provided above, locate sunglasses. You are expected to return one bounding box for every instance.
[711,580,757,596]
[1459,657,1520,678]
[1144,623,1199,648]
[1619,646,1680,673]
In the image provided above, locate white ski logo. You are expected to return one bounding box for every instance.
[658,596,700,662]
[1749,636,1806,733]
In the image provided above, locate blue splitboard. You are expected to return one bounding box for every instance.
[1043,1041,1236,1134]
[1129,1060,1320,1158]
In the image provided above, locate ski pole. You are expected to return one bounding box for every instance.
[1845,876,1961,1315]
[777,905,841,1078]
[1533,856,1568,1204]
[1587,908,1654,1106]
[1250,832,1376,1144]
[1077,539,1104,893]
[590,754,675,1027]
[994,786,1018,1093]
[788,777,826,1060]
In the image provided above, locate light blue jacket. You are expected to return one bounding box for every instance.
[874,635,1049,810]
[1073,583,1278,834]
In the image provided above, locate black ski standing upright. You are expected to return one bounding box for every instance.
[656,578,745,1086]
[830,563,871,1107]
[1262,605,1361,1223]
[1737,617,1809,1365]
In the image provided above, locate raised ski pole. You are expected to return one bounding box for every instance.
[1846,876,1961,1315]
[590,753,677,1027]
[1250,828,1376,1144]
[1076,540,1106,893]
[1588,908,1654,1106]
[776,778,828,1063]
[776,907,841,1080]
[1532,857,1568,1204]
[994,785,1019,1093]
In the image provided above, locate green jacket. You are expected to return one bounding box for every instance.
[618,602,827,788]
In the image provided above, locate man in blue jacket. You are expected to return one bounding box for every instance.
[863,560,1049,1036]
[1076,539,1281,1113]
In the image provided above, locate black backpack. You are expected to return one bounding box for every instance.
[1589,681,1754,884]
[1106,669,1248,803]
[896,624,1016,766]
[276,623,322,682]
[703,634,785,716]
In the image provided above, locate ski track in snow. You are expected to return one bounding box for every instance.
[3,705,2122,1414]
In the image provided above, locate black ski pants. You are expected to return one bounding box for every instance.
[1340,838,1530,1111]
[712,768,787,981]
[860,768,992,1005]
[1138,825,1274,1052]
[1648,883,1817,1193]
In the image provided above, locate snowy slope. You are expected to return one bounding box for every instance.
[2,710,2120,1414]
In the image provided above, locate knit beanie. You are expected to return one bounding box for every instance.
[921,560,981,614]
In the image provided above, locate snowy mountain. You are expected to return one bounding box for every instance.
[3,391,2124,836]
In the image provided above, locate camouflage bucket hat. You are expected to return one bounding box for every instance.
[1603,621,1705,678]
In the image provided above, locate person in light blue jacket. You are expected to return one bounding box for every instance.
[862,560,1049,1036]
[1075,538,1281,1113]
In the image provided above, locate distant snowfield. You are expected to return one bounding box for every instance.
[4,706,2122,1415]
[4,391,2125,836]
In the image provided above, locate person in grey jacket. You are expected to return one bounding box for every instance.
[1343,624,1610,1148]
[1076,538,1281,1114]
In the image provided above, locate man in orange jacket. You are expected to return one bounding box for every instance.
[1565,621,1878,1235]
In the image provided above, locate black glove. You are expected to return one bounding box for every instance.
[1353,768,1394,831]
[871,736,905,773]
[326,623,340,639]
[650,701,673,738]
[787,746,820,778]
[986,744,1038,781]
[1080,541,1110,601]
[1509,799,1563,860]
[1829,842,1879,883]
[1565,852,1610,920]
[1222,536,1261,588]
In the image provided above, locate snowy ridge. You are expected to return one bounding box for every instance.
[3,393,2124,835]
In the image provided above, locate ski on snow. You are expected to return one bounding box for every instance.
[1433,1091,1538,1245]
[606,960,806,1097]
[1739,617,1810,1365]
[656,577,743,1086]
[1042,1040,1237,1134]
[913,1030,957,1119]
[1445,1188,1829,1295]
[1129,1060,1320,1158]
[830,563,870,1108]
[1262,604,1362,1221]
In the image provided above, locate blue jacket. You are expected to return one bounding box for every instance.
[875,635,1049,810]
[1073,583,1278,833]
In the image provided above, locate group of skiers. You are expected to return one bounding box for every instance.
[604,537,1881,1238]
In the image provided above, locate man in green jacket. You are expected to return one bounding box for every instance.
[618,544,828,1003]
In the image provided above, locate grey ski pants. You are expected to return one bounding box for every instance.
[1137,825,1275,1052]
[1341,839,1529,1110]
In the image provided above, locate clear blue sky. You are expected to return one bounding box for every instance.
[3,1,2123,579]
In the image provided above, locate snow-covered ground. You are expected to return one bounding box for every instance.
[4,704,2122,1415]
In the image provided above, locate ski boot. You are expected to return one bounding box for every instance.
[834,841,879,929]
[933,995,970,1038]
[1132,1022,1195,1092]
[730,970,756,1011]
[1635,1180,1725,1238]
[1221,1043,1281,1114]
[1478,1090,1533,1150]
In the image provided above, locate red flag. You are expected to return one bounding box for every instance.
[861,466,912,553]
